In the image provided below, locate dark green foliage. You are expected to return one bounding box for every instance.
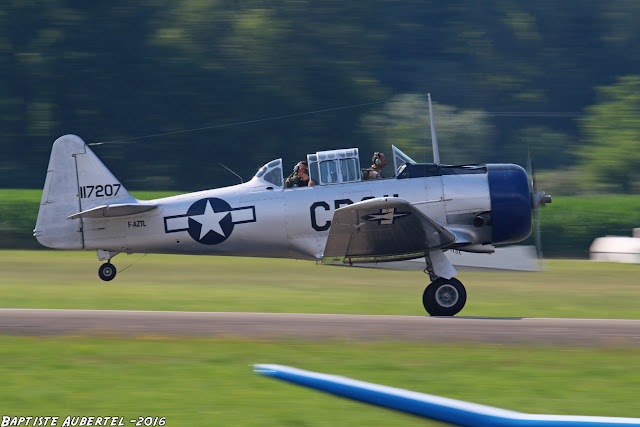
[0,190,41,249]
[2,2,640,191]
[578,76,640,192]
[536,195,640,258]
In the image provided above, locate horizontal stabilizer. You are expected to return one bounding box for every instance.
[254,364,640,426]
[67,203,157,219]
[322,197,455,264]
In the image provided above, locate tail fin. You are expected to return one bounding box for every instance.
[34,135,135,249]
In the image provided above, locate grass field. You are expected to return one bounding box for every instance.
[2,337,639,426]
[1,251,640,425]
[1,250,639,318]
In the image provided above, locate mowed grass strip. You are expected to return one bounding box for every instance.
[1,252,639,425]
[1,336,639,426]
[1,250,640,317]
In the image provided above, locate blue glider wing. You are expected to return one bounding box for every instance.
[253,364,640,427]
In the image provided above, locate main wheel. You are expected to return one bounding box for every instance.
[422,277,466,316]
[98,263,117,281]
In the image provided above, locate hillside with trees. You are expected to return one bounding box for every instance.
[1,0,640,194]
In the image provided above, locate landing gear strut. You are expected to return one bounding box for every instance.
[422,277,466,316]
[98,262,117,281]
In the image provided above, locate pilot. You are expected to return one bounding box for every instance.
[363,152,387,180]
[285,161,315,188]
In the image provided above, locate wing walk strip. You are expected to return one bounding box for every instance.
[254,364,640,426]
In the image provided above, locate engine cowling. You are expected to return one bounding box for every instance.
[486,164,532,244]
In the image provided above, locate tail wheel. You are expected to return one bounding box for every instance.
[423,278,466,316]
[98,263,117,281]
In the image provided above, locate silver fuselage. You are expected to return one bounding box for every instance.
[80,174,492,260]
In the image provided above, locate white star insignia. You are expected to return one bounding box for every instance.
[189,200,229,239]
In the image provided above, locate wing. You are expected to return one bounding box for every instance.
[67,203,158,219]
[322,197,456,264]
[254,364,640,427]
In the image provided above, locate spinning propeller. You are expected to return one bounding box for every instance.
[526,146,552,259]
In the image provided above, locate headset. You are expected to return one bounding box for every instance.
[293,161,308,174]
[373,152,383,166]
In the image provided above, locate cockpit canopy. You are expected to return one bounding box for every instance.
[254,158,284,188]
[307,148,360,185]
[251,145,417,188]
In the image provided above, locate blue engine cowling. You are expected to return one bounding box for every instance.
[487,164,532,244]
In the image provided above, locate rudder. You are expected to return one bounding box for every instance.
[34,135,135,249]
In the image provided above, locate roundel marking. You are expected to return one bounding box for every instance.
[187,198,235,245]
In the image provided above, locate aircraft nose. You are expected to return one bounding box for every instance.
[486,164,532,244]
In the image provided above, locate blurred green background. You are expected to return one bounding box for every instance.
[2,1,640,256]
[1,1,640,194]
[2,4,640,422]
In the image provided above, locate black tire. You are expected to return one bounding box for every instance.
[98,263,117,281]
[422,277,466,316]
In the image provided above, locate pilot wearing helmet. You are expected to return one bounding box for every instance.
[363,152,387,180]
[285,161,315,188]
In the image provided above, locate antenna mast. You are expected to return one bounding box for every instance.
[219,162,244,184]
[428,93,441,165]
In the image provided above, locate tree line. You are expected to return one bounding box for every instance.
[1,0,639,193]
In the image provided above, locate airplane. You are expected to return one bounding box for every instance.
[253,364,640,426]
[33,95,551,316]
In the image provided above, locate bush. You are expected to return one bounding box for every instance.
[3,189,638,258]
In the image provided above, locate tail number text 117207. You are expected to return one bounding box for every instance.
[79,184,122,198]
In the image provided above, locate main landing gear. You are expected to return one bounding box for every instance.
[98,262,117,281]
[421,252,466,316]
[423,277,466,316]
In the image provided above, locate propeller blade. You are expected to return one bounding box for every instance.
[525,143,549,260]
[534,202,543,260]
